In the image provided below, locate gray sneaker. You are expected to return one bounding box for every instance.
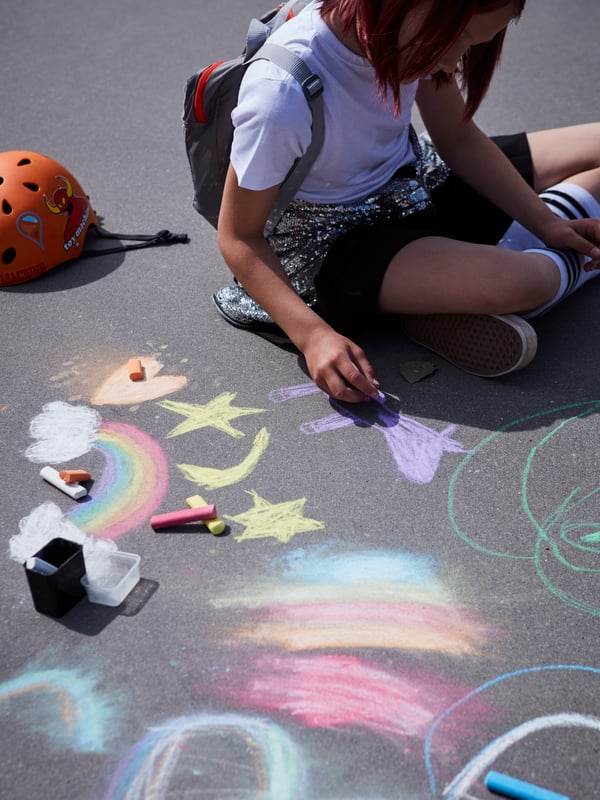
[399,313,537,377]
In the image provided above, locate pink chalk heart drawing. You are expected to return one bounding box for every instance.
[91,356,187,405]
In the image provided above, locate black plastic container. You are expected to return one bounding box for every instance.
[24,538,86,617]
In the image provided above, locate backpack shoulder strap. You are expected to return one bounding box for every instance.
[245,1,309,59]
[250,41,324,236]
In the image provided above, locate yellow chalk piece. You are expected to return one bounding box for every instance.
[186,494,226,535]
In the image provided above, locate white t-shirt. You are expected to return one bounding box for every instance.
[230,1,420,205]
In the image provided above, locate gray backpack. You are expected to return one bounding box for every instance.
[183,0,325,237]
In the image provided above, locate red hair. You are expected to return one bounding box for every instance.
[319,0,526,118]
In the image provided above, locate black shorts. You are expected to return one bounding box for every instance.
[315,132,534,329]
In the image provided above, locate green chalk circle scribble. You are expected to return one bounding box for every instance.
[448,400,600,616]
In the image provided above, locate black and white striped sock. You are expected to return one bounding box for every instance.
[498,182,600,318]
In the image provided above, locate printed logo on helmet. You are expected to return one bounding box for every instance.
[43,175,92,251]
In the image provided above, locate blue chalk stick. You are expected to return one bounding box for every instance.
[485,770,570,800]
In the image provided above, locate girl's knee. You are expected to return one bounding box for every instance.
[514,252,561,312]
[482,251,560,314]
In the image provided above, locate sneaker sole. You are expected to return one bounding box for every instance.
[399,313,537,377]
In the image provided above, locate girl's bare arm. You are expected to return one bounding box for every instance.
[416,77,600,265]
[217,165,380,401]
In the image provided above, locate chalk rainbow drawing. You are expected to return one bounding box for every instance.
[102,713,305,800]
[214,546,492,653]
[425,665,600,798]
[22,402,168,539]
[218,653,483,745]
[68,421,169,539]
[448,400,600,615]
[0,667,115,752]
[269,383,469,484]
[203,546,494,746]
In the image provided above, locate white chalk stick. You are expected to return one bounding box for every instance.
[26,557,59,575]
[40,466,87,500]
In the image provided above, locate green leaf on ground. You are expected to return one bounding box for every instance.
[399,361,438,383]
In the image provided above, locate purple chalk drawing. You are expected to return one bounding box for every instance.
[270,383,470,484]
[300,413,355,435]
[268,383,322,403]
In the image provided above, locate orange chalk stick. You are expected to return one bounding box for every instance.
[128,358,144,381]
[59,469,91,483]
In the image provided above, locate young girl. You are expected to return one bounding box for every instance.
[214,0,600,403]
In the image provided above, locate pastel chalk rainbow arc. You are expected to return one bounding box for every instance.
[0,668,112,752]
[204,548,496,747]
[102,713,304,800]
[68,422,169,539]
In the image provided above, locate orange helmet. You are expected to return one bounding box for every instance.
[0,151,98,286]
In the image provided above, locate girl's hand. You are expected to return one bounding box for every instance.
[302,325,380,402]
[542,217,600,270]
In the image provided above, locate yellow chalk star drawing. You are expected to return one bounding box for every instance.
[225,489,325,543]
[177,428,270,490]
[158,393,266,439]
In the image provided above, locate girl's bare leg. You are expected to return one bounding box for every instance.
[374,240,558,377]
[527,123,600,196]
[373,124,600,377]
[378,123,600,318]
[376,238,559,316]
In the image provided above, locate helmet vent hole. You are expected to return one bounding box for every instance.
[23,182,39,192]
[2,248,16,265]
[17,158,32,167]
[2,199,12,215]
[0,176,4,185]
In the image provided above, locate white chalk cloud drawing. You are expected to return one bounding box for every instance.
[25,401,101,463]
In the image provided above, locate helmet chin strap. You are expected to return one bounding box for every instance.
[81,224,189,258]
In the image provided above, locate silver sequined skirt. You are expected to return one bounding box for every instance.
[214,133,450,326]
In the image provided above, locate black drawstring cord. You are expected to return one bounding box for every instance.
[81,225,189,258]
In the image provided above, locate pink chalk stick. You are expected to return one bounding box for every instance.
[151,505,217,530]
